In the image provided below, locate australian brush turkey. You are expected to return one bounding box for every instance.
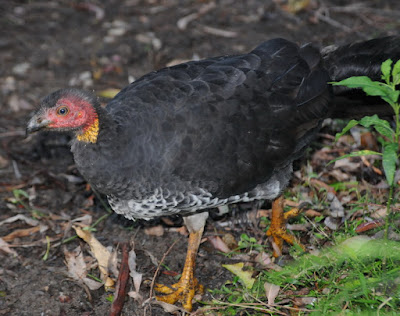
[27,37,400,311]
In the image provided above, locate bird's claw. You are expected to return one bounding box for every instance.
[266,196,305,257]
[155,277,204,311]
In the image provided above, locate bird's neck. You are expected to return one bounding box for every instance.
[76,117,99,143]
[75,105,113,144]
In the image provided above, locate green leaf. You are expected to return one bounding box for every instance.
[328,150,382,166]
[381,59,393,84]
[362,84,397,104]
[13,189,29,199]
[382,143,398,186]
[335,119,359,141]
[331,76,399,105]
[331,76,375,89]
[392,59,400,86]
[358,115,394,140]
[384,89,400,104]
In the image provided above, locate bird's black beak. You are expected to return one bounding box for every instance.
[26,114,51,136]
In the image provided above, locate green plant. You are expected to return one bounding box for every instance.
[237,233,264,252]
[10,189,46,219]
[266,236,400,314]
[331,59,400,239]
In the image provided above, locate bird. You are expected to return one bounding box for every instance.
[27,36,400,311]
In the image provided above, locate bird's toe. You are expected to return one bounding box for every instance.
[155,277,204,311]
[266,196,305,257]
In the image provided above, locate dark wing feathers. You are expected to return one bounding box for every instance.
[87,38,330,199]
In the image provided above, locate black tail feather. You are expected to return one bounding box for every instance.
[324,36,400,85]
[323,36,400,118]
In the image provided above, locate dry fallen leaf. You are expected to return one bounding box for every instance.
[73,226,115,290]
[264,282,280,305]
[304,209,322,217]
[222,262,255,289]
[0,214,39,227]
[287,223,310,231]
[255,252,272,267]
[327,192,344,218]
[2,226,44,242]
[108,248,119,279]
[293,296,317,306]
[333,157,360,173]
[361,156,383,175]
[0,237,18,256]
[360,132,379,151]
[152,300,186,313]
[128,243,143,302]
[222,233,238,250]
[284,199,300,208]
[310,178,336,194]
[370,208,387,219]
[330,169,351,181]
[64,246,103,290]
[324,216,342,231]
[208,235,231,253]
[355,220,385,233]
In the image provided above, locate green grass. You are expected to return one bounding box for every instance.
[202,157,399,315]
[203,219,400,315]
[200,157,400,314]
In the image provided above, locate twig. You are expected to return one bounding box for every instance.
[110,243,130,316]
[314,8,353,33]
[177,2,216,30]
[377,297,393,315]
[12,160,22,180]
[330,4,400,17]
[201,25,238,38]
[149,239,179,300]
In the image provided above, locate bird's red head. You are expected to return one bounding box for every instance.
[27,89,100,143]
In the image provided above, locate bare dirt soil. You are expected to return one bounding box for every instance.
[1,1,400,315]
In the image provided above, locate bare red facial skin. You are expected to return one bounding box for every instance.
[46,97,98,131]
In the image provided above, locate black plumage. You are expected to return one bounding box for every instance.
[71,39,332,219]
[65,37,396,220]
[27,36,400,311]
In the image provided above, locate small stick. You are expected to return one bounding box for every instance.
[149,239,179,299]
[110,243,130,316]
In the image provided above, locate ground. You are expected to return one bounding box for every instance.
[1,1,400,315]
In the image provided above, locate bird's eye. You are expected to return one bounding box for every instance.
[56,106,69,116]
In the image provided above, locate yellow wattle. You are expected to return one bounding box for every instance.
[76,118,99,143]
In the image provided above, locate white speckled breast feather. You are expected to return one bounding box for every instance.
[107,166,291,220]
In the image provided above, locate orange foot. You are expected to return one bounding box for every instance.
[266,196,305,257]
[155,229,204,311]
[155,274,204,311]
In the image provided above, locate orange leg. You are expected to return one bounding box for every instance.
[266,196,305,257]
[155,220,205,311]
